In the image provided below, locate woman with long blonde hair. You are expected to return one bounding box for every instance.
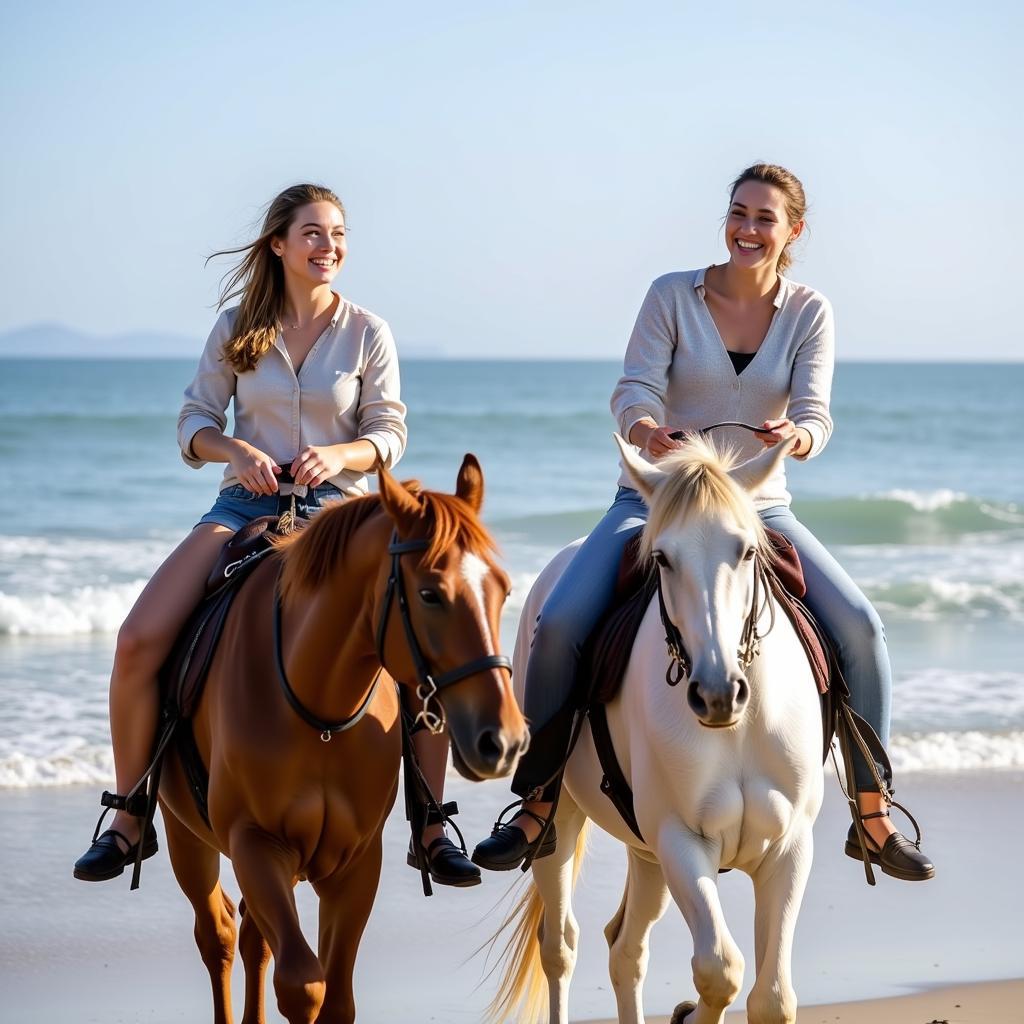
[74,184,480,888]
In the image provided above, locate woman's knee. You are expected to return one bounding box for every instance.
[114,614,171,677]
[830,599,886,662]
[531,601,592,660]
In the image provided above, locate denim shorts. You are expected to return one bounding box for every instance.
[195,483,345,533]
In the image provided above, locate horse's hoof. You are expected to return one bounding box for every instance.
[670,1001,697,1024]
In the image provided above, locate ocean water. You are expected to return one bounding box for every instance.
[0,358,1022,788]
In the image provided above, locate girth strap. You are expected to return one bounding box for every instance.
[589,702,644,841]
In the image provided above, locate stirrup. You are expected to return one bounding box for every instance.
[491,798,549,836]
[496,798,556,872]
[420,800,470,854]
[857,801,925,850]
[90,789,149,842]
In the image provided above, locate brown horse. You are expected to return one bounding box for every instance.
[157,455,528,1024]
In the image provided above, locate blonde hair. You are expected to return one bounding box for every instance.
[729,163,807,275]
[640,433,767,564]
[209,184,346,373]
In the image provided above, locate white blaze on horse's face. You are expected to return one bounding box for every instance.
[460,551,494,648]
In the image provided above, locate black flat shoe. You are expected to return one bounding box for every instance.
[471,801,556,872]
[406,800,481,888]
[74,789,158,882]
[74,824,159,882]
[406,835,481,887]
[844,813,935,882]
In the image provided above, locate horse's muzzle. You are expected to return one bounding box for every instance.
[447,709,528,780]
[687,673,749,727]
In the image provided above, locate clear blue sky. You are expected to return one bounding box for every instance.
[2,1,1019,359]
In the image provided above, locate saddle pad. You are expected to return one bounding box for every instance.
[162,517,285,720]
[160,581,241,721]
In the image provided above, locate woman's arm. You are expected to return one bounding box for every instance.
[290,321,408,487]
[611,281,682,456]
[754,296,835,460]
[177,312,236,467]
[177,312,281,494]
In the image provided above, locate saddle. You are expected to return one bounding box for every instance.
[157,515,294,828]
[579,529,838,844]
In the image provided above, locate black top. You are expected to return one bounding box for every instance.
[727,349,756,375]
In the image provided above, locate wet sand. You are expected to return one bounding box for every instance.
[1,770,1021,1022]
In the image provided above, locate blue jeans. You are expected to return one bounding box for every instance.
[195,483,345,532]
[520,488,891,791]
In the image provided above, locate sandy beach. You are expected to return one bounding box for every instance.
[2,768,1021,1022]
[589,979,1024,1023]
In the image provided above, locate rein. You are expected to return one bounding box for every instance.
[658,552,775,687]
[669,420,773,441]
[272,529,512,742]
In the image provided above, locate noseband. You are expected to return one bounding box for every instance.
[374,533,513,734]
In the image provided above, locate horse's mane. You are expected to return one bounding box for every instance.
[640,434,768,562]
[275,481,500,599]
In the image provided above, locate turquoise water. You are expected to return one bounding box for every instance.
[1,358,1022,784]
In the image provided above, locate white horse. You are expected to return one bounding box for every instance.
[490,434,824,1024]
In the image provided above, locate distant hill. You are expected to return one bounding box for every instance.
[0,323,199,358]
[0,323,447,359]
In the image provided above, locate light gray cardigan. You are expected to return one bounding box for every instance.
[611,267,835,509]
[177,298,408,498]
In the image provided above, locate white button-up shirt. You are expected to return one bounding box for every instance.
[177,297,408,498]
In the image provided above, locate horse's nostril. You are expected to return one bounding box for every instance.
[477,729,504,764]
[687,680,707,717]
[736,676,749,705]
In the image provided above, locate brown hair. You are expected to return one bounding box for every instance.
[208,184,346,373]
[728,163,806,275]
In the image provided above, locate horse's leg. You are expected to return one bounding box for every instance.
[238,898,271,1024]
[230,827,324,1024]
[533,793,587,1024]
[604,848,671,1024]
[745,827,813,1024]
[310,834,383,1024]
[656,823,743,1024]
[162,807,237,1024]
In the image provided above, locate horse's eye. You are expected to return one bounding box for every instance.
[743,547,756,562]
[652,550,670,569]
[418,589,443,607]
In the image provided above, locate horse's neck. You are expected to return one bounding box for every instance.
[279,512,392,718]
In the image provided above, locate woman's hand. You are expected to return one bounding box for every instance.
[641,425,687,459]
[290,445,349,487]
[754,418,809,455]
[229,442,281,495]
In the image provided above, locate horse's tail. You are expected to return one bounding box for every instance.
[484,820,591,1024]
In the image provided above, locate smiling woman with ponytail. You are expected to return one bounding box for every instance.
[473,162,936,885]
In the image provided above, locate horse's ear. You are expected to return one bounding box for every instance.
[455,453,484,513]
[377,464,424,533]
[729,438,797,493]
[613,433,665,502]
